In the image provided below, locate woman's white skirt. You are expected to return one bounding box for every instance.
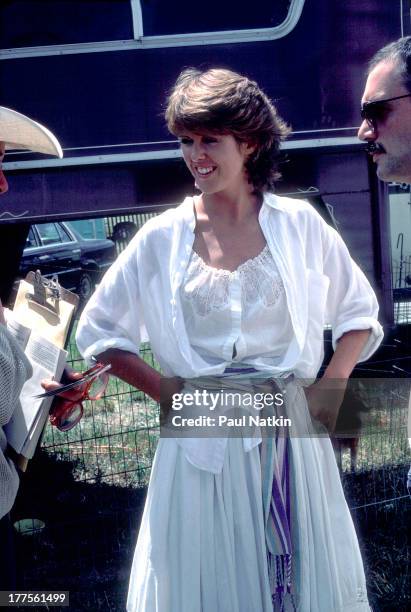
[127,436,371,612]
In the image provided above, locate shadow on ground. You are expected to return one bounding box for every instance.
[13,450,146,611]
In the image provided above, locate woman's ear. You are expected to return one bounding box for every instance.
[241,141,257,158]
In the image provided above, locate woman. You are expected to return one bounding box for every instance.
[76,68,383,611]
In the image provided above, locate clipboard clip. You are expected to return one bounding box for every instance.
[26,270,61,317]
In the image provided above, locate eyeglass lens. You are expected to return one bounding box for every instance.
[361,93,411,127]
[361,101,389,126]
[58,403,83,431]
[87,373,109,400]
[50,401,83,431]
[49,364,109,431]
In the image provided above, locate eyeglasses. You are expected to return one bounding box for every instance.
[48,363,110,432]
[360,93,411,129]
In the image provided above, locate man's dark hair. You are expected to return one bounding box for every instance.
[368,36,411,93]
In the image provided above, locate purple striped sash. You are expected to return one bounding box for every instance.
[259,391,296,610]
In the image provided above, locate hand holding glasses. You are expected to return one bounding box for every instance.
[36,362,111,432]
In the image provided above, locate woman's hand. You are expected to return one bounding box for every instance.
[41,367,86,402]
[304,377,348,433]
[42,367,89,431]
[305,329,371,432]
[159,376,185,425]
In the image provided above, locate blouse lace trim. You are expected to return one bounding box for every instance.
[182,245,286,317]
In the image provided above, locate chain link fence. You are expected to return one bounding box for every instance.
[11,214,411,611]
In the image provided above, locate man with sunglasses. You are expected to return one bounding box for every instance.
[358,36,411,495]
[0,106,62,589]
[358,36,411,183]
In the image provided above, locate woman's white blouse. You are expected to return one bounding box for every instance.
[76,194,383,380]
[76,194,384,473]
[181,246,294,367]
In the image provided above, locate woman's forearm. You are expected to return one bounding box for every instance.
[305,329,371,431]
[324,329,371,379]
[97,348,162,402]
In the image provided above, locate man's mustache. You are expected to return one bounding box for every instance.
[365,142,385,155]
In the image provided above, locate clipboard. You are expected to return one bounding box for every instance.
[5,271,80,471]
[13,271,79,349]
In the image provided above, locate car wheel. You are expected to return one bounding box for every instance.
[77,272,94,301]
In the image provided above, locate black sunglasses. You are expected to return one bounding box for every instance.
[360,93,411,128]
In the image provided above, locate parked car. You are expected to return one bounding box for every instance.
[20,221,116,300]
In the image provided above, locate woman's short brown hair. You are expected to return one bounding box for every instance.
[165,67,291,193]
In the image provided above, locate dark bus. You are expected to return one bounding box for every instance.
[1,0,410,363]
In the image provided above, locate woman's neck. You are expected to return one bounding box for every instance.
[199,188,262,224]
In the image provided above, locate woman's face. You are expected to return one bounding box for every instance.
[178,131,253,195]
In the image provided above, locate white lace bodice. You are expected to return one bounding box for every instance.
[182,245,285,316]
[180,245,294,365]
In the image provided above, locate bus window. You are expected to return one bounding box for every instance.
[141,0,293,36]
[0,0,133,49]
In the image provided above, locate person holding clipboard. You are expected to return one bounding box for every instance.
[0,105,62,589]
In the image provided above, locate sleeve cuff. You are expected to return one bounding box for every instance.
[80,337,140,364]
[332,317,384,362]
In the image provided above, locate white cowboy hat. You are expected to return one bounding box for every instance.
[0,106,63,158]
